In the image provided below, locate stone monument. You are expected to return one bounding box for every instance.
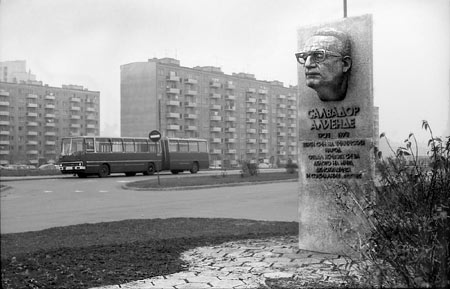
[296,15,375,254]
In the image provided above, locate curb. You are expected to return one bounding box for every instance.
[122,178,298,191]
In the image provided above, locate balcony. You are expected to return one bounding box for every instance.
[210,104,222,110]
[246,118,256,123]
[27,94,38,99]
[185,90,197,96]
[86,107,96,112]
[70,97,81,102]
[71,124,81,128]
[247,88,256,93]
[259,119,268,124]
[0,91,10,96]
[277,123,286,127]
[167,88,180,94]
[260,129,269,134]
[260,139,269,143]
[167,100,181,106]
[226,149,237,154]
[210,126,222,132]
[45,113,55,118]
[45,104,55,109]
[225,116,236,122]
[27,103,38,108]
[0,101,10,106]
[0,140,9,145]
[27,121,38,126]
[27,150,39,155]
[259,99,268,104]
[210,115,222,121]
[224,106,235,111]
[259,149,269,154]
[258,109,268,114]
[288,105,297,110]
[289,123,296,128]
[184,114,197,119]
[278,94,286,99]
[247,108,257,113]
[87,114,97,120]
[27,131,38,136]
[45,95,55,100]
[211,149,222,154]
[258,89,268,94]
[185,78,198,84]
[185,125,197,131]
[0,111,9,116]
[225,94,236,100]
[27,140,38,145]
[210,93,221,99]
[0,150,10,155]
[246,128,257,134]
[87,124,96,129]
[246,97,256,103]
[167,112,181,118]
[0,131,10,135]
[247,139,257,144]
[185,102,197,107]
[278,113,287,118]
[247,149,257,154]
[211,138,221,143]
[71,115,81,120]
[278,132,287,137]
[167,124,181,130]
[70,106,81,111]
[289,132,297,137]
[225,127,236,133]
[288,114,296,119]
[0,120,10,126]
[288,95,296,101]
[226,83,236,89]
[210,81,220,88]
[167,75,180,82]
[225,138,236,143]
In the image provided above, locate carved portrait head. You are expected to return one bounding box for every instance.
[296,28,352,101]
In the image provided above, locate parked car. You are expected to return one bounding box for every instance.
[258,163,271,169]
[38,164,59,170]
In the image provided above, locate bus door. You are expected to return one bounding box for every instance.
[160,138,171,170]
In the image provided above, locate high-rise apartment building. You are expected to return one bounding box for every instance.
[0,61,100,165]
[121,57,298,167]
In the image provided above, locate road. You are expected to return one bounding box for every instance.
[1,172,298,234]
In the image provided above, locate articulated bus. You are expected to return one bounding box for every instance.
[59,136,209,178]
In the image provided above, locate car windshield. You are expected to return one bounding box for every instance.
[60,138,84,156]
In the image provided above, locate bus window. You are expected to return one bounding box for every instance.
[96,138,112,153]
[61,138,71,156]
[179,140,189,152]
[111,138,123,152]
[135,139,149,152]
[168,140,178,152]
[199,141,208,152]
[188,141,198,152]
[123,139,135,152]
[149,142,158,153]
[85,138,95,152]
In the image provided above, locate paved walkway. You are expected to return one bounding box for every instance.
[91,236,360,289]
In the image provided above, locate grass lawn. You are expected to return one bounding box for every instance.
[1,218,298,289]
[128,171,298,189]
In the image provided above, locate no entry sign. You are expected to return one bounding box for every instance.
[149,130,161,142]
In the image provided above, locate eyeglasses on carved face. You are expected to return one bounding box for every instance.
[295,49,342,65]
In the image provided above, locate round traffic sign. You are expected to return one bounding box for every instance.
[149,130,162,142]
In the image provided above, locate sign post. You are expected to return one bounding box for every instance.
[149,130,162,185]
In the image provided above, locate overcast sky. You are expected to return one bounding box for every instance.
[1,0,449,146]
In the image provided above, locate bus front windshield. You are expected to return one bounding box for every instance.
[61,138,84,156]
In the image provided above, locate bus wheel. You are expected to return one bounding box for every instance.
[77,173,87,178]
[190,162,199,174]
[98,164,110,178]
[171,170,179,174]
[143,163,155,176]
[125,172,136,177]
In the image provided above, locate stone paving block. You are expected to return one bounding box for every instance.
[291,257,322,266]
[209,279,246,288]
[150,278,187,288]
[184,275,220,283]
[263,272,295,279]
[243,261,272,268]
[174,282,212,288]
[264,257,293,264]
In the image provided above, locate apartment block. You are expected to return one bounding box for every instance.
[121,58,298,167]
[0,81,100,165]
